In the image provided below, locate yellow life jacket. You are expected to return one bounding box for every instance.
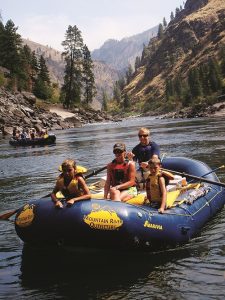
[146,172,161,202]
[146,169,173,202]
[56,176,82,198]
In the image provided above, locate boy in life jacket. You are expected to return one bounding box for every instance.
[51,159,91,208]
[104,143,137,202]
[145,158,167,213]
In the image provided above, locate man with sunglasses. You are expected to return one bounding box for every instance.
[104,143,137,201]
[127,127,160,188]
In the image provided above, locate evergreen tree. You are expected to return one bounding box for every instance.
[134,56,141,72]
[113,81,122,104]
[61,25,84,108]
[165,78,175,100]
[219,45,225,76]
[118,76,126,90]
[39,55,50,83]
[0,20,23,89]
[1,20,22,73]
[188,68,202,98]
[126,64,133,84]
[157,23,164,39]
[102,89,108,111]
[163,17,167,28]
[170,11,175,21]
[175,7,180,17]
[199,63,211,95]
[123,93,131,110]
[31,51,39,82]
[208,58,222,92]
[82,44,96,104]
[33,55,52,100]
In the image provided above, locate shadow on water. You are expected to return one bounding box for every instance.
[20,244,191,299]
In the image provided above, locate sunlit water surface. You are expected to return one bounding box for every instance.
[0,116,225,299]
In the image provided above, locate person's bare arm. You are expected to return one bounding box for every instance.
[104,164,111,198]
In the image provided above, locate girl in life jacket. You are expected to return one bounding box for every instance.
[145,158,169,213]
[104,143,137,202]
[51,159,91,208]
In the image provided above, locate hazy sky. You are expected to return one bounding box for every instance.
[1,0,185,51]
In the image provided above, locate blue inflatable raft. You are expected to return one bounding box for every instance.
[15,157,225,251]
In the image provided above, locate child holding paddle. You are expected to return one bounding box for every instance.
[145,158,167,213]
[51,159,91,208]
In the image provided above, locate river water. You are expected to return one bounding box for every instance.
[0,116,225,299]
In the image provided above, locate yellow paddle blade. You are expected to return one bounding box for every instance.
[91,193,104,199]
[166,190,181,208]
[126,194,145,205]
[56,191,65,199]
[58,165,87,173]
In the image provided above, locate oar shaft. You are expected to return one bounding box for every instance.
[162,168,225,188]
[85,166,107,180]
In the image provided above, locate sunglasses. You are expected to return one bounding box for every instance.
[138,134,148,138]
[113,149,124,154]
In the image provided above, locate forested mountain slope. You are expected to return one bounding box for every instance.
[123,0,225,115]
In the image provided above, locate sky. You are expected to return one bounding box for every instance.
[0,0,185,51]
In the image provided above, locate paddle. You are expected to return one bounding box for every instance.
[189,165,225,183]
[162,168,225,188]
[0,165,107,221]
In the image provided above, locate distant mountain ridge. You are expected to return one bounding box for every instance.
[91,26,158,71]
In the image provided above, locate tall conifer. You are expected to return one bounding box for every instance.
[61,25,84,108]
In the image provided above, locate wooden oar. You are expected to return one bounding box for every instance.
[0,165,107,221]
[162,168,225,188]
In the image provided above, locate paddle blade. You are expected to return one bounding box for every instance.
[0,209,18,220]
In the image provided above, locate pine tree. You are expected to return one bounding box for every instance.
[82,44,96,105]
[170,12,175,21]
[123,93,131,110]
[33,55,52,100]
[175,7,180,17]
[102,89,108,111]
[157,23,164,39]
[61,25,84,108]
[134,56,141,72]
[208,58,222,92]
[113,81,122,104]
[126,64,133,84]
[163,17,167,28]
[0,20,23,89]
[39,55,50,83]
[188,68,202,98]
[220,45,225,76]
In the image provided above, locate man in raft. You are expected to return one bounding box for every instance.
[127,127,160,189]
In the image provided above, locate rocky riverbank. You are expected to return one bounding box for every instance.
[0,88,113,135]
[159,101,225,119]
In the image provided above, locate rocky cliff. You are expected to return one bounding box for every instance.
[0,88,112,136]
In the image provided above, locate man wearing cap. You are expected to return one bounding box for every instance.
[104,143,137,201]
